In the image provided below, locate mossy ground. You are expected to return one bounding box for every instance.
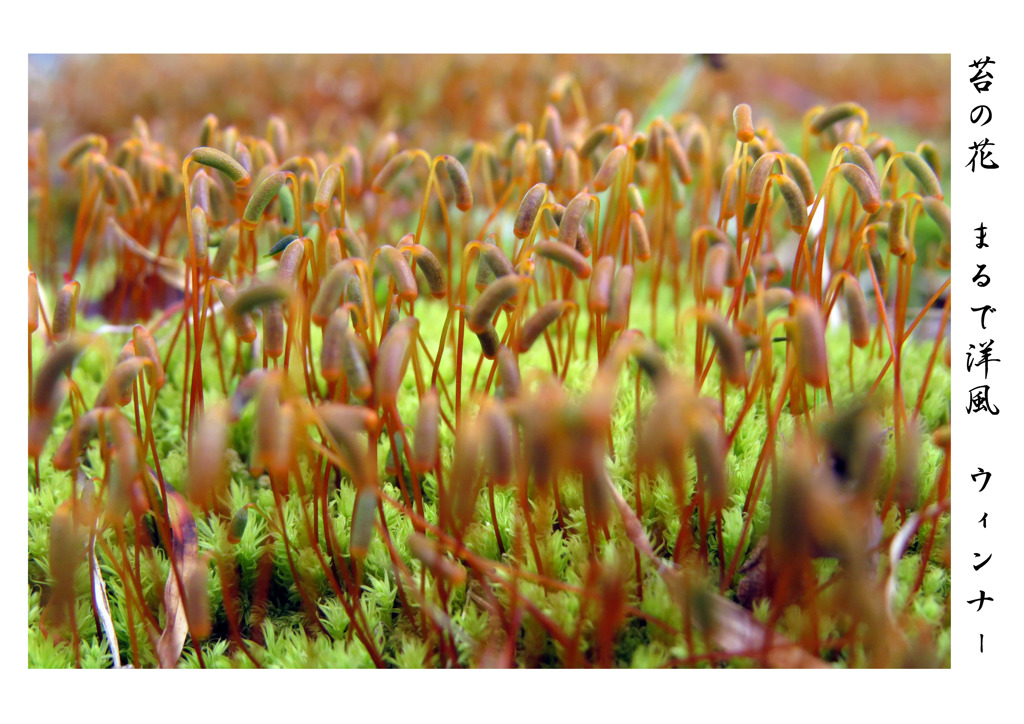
[27,255,951,667]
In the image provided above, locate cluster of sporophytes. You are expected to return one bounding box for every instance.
[27,84,952,668]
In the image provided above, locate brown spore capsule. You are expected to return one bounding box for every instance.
[377,245,418,302]
[191,146,250,186]
[628,212,651,262]
[593,144,627,192]
[412,389,440,473]
[439,154,473,211]
[606,265,634,331]
[496,345,520,399]
[557,192,590,249]
[901,152,943,199]
[733,104,755,143]
[776,175,809,231]
[533,142,556,186]
[263,303,285,359]
[376,317,418,407]
[552,150,579,201]
[588,255,616,313]
[52,281,80,342]
[532,240,592,279]
[888,198,909,257]
[838,163,881,214]
[790,296,828,388]
[809,102,867,135]
[468,275,529,334]
[842,278,871,348]
[514,183,547,239]
[242,171,287,229]
[518,300,574,353]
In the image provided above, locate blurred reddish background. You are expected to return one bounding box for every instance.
[29,54,949,150]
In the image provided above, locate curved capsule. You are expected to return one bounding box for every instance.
[745,152,781,203]
[313,262,358,327]
[664,131,693,185]
[560,148,580,196]
[842,279,871,348]
[338,329,372,400]
[189,169,211,215]
[338,228,367,260]
[902,152,944,199]
[211,279,257,343]
[738,287,794,335]
[557,192,589,248]
[320,309,350,382]
[782,153,815,205]
[377,244,418,302]
[921,197,951,244]
[588,255,616,313]
[52,281,80,343]
[190,207,209,262]
[96,357,150,408]
[593,144,627,192]
[475,323,501,359]
[517,300,574,352]
[733,103,755,143]
[376,317,418,407]
[533,141,556,185]
[263,303,285,359]
[404,244,447,299]
[266,115,289,159]
[838,163,881,214]
[916,140,943,179]
[449,419,483,534]
[241,171,287,229]
[510,138,529,180]
[53,408,104,471]
[844,145,880,191]
[496,345,520,399]
[211,223,239,276]
[371,149,414,193]
[230,280,290,318]
[412,389,440,473]
[627,183,645,216]
[628,212,651,262]
[276,238,307,283]
[476,240,515,292]
[580,124,612,158]
[314,164,341,214]
[702,243,739,300]
[468,275,529,334]
[542,104,564,155]
[532,240,591,279]
[339,145,364,196]
[888,199,909,257]
[809,102,867,135]
[776,175,809,231]
[60,134,106,170]
[190,146,251,186]
[701,311,747,386]
[480,399,516,486]
[574,224,592,258]
[439,154,473,211]
[790,296,828,388]
[606,265,634,331]
[188,404,230,511]
[349,489,378,559]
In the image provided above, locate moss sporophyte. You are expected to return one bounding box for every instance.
[28,88,951,668]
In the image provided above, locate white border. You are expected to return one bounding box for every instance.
[5,1,1019,720]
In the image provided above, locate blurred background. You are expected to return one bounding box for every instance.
[29,54,949,153]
